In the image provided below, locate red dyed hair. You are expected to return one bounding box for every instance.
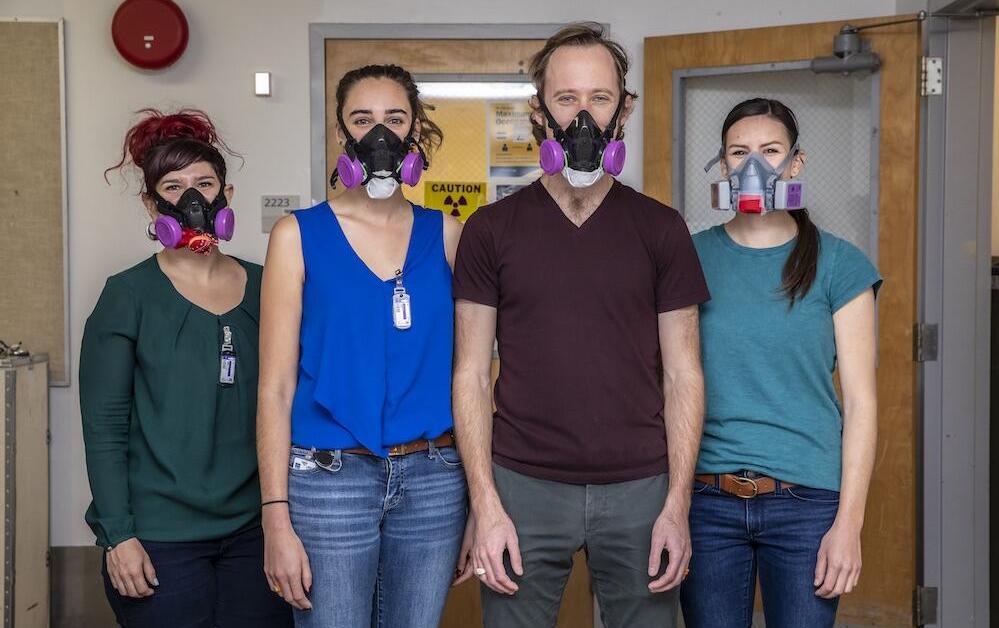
[106,108,239,192]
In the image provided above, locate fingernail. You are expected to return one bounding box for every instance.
[152,578,160,587]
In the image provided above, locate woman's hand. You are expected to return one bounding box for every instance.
[452,512,476,586]
[105,538,158,598]
[263,516,313,611]
[819,287,876,600]
[814,520,862,598]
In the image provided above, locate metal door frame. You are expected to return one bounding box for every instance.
[919,4,994,626]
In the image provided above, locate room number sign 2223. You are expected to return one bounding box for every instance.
[262,196,294,208]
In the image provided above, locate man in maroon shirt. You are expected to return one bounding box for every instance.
[453,22,709,628]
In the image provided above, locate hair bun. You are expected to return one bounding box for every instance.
[105,107,240,188]
[125,108,221,168]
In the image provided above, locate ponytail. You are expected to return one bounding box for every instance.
[781,208,820,305]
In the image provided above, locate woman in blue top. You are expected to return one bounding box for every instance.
[680,98,881,628]
[255,64,471,627]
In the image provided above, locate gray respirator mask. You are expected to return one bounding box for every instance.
[704,143,805,214]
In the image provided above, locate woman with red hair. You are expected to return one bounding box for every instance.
[80,109,292,627]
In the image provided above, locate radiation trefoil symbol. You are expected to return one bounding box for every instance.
[443,195,467,217]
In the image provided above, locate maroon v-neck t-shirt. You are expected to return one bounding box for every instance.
[453,180,710,484]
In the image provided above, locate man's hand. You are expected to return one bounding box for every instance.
[472,502,523,595]
[647,503,691,593]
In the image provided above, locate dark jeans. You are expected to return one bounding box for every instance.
[680,478,840,628]
[101,525,292,628]
[482,463,678,628]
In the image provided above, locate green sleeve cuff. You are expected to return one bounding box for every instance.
[89,515,136,549]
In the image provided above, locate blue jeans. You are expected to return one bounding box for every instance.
[101,525,292,628]
[680,477,840,628]
[288,442,467,628]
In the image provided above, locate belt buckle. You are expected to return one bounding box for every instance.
[388,444,405,456]
[731,476,759,499]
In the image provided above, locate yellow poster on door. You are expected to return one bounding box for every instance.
[488,101,538,176]
[424,181,488,222]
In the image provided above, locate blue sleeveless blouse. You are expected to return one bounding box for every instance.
[290,202,454,455]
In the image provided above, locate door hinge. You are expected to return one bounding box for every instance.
[921,56,943,96]
[914,585,938,625]
[45,428,51,446]
[914,323,939,362]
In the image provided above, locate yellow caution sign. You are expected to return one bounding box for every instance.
[424,181,488,222]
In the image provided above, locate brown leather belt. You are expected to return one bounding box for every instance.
[695,473,795,499]
[343,432,455,457]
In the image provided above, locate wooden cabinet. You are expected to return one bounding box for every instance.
[0,355,50,628]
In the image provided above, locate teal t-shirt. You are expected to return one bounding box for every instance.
[693,225,882,491]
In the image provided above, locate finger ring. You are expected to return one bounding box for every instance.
[272,586,282,594]
[474,567,486,576]
[684,568,690,578]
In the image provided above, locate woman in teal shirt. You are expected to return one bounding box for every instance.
[81,109,291,627]
[680,99,881,628]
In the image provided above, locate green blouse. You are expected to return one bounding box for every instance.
[80,255,263,547]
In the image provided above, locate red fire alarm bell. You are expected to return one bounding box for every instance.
[111,0,189,70]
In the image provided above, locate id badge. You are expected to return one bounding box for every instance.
[219,351,236,386]
[392,290,412,330]
[291,456,316,471]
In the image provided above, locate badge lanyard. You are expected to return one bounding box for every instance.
[392,269,412,330]
[219,325,236,386]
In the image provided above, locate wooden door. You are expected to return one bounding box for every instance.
[645,16,920,627]
[323,38,595,628]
